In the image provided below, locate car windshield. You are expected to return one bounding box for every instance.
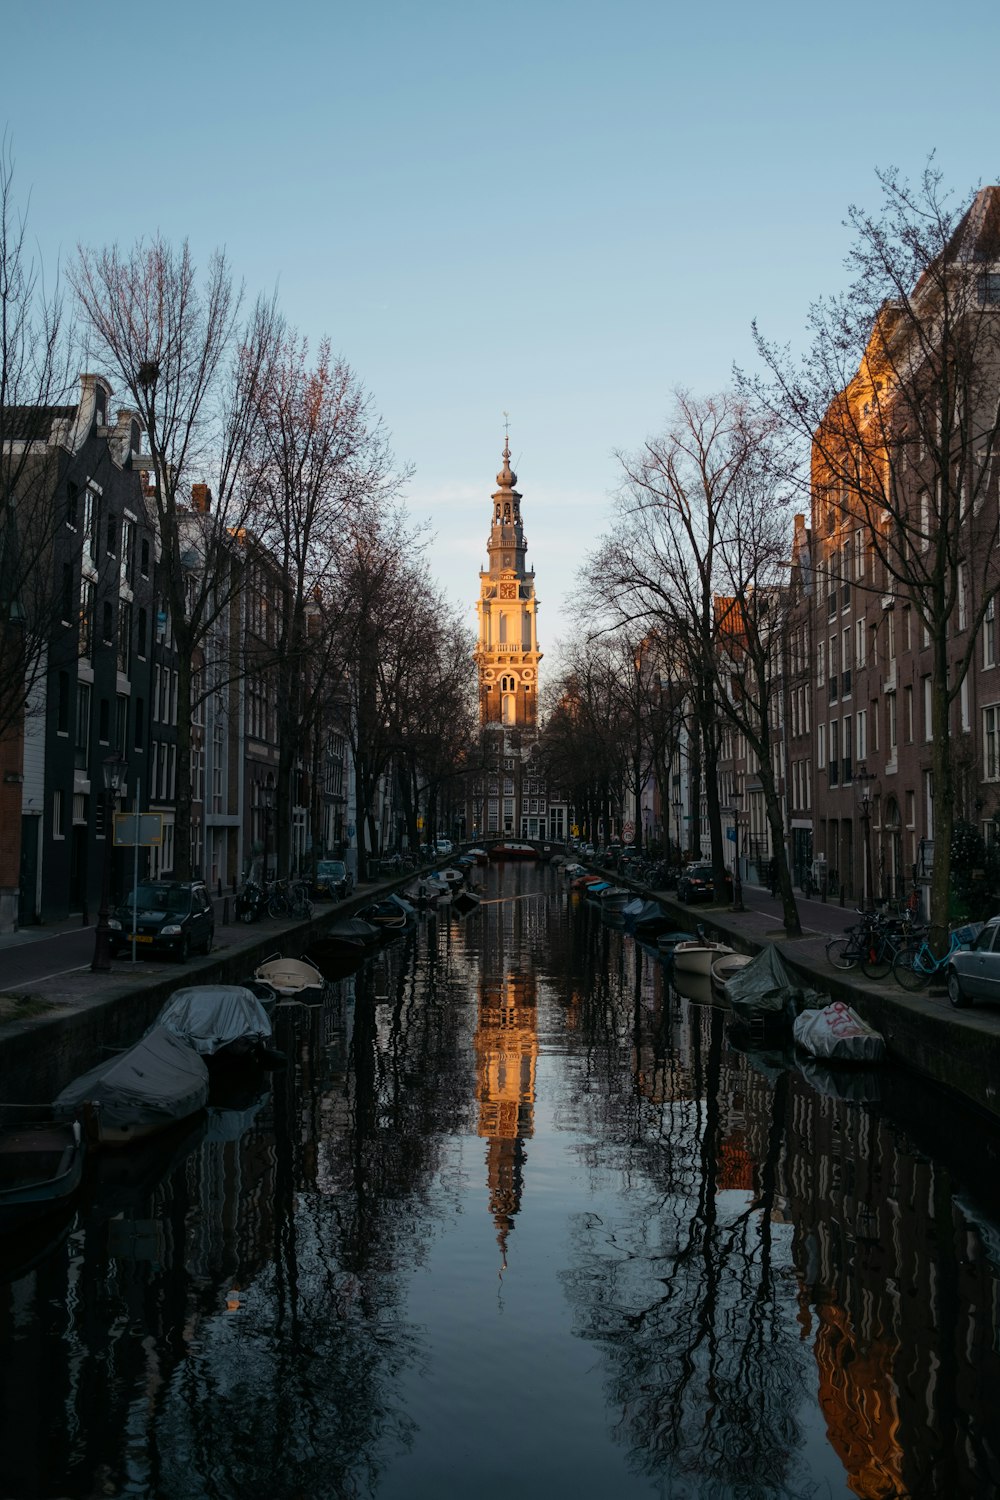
[128,884,190,913]
[317,861,346,879]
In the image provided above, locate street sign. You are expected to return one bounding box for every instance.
[623,820,635,841]
[114,813,163,847]
[726,826,736,842]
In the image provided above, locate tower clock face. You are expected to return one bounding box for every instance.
[499,583,516,598]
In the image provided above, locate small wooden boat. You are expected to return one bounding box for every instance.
[468,847,489,864]
[656,930,699,957]
[572,873,605,892]
[405,878,442,910]
[710,952,753,997]
[56,1027,210,1147]
[358,900,409,933]
[672,939,735,977]
[0,1107,86,1232]
[451,887,482,915]
[254,954,325,1001]
[490,842,537,859]
[437,867,466,888]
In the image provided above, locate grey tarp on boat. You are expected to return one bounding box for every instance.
[793,1001,886,1063]
[725,945,824,1025]
[56,1026,209,1140]
[155,986,272,1056]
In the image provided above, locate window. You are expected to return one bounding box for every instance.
[818,722,826,771]
[902,605,912,653]
[904,684,914,742]
[842,715,852,782]
[121,517,134,586]
[79,579,93,658]
[52,789,65,840]
[82,489,97,561]
[117,600,132,675]
[75,682,91,751]
[57,672,70,734]
[829,720,839,786]
[923,676,933,741]
[887,692,897,753]
[985,705,1000,780]
[984,595,996,668]
[856,709,867,762]
[61,564,73,625]
[977,272,1000,304]
[856,619,865,669]
[958,562,968,631]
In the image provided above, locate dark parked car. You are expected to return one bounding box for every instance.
[946,916,999,1008]
[677,863,733,904]
[312,859,353,900]
[108,881,215,961]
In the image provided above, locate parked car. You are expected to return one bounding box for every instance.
[108,881,215,961]
[947,916,1000,1008]
[677,864,733,904]
[312,859,353,900]
[435,838,454,856]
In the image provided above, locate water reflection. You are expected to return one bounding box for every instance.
[0,867,999,1497]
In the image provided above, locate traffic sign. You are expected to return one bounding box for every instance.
[623,820,635,841]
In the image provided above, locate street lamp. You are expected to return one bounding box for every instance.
[673,798,683,879]
[723,792,745,912]
[855,762,875,911]
[91,753,129,972]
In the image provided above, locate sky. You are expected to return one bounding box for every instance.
[4,0,1000,672]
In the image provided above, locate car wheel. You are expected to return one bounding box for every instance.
[177,934,191,963]
[948,970,971,1009]
[202,928,214,955]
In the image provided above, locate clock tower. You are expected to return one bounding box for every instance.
[475,434,542,728]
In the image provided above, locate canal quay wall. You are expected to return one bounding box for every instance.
[653,885,1000,1125]
[0,888,385,1107]
[3,859,1000,1126]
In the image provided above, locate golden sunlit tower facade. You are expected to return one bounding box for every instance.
[475,435,542,730]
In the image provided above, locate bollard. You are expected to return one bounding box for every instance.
[222,896,230,925]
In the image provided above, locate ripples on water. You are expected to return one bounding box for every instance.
[2,863,1000,1498]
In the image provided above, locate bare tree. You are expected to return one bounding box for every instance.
[249,331,403,876]
[71,237,279,878]
[745,163,1000,927]
[0,138,74,745]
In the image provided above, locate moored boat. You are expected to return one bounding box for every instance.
[672,938,735,976]
[254,954,325,1002]
[156,985,275,1065]
[490,842,537,859]
[725,946,826,1042]
[0,1106,86,1232]
[710,952,753,997]
[55,1026,210,1147]
[451,887,482,915]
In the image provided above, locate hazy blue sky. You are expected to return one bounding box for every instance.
[4,1,999,664]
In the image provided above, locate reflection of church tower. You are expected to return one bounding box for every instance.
[474,969,538,1267]
[475,435,543,729]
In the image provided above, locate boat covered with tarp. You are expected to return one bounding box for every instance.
[156,985,273,1061]
[724,946,826,1037]
[56,1026,209,1146]
[793,999,885,1064]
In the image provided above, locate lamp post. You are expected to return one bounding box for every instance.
[673,799,683,879]
[855,762,875,911]
[91,753,129,972]
[723,792,745,911]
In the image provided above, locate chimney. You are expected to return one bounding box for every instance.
[191,483,212,514]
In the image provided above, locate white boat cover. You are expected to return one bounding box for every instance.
[793,1000,886,1063]
[56,1026,209,1137]
[155,986,272,1056]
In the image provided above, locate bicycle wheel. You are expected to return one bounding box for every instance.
[826,937,858,971]
[859,937,892,980]
[267,895,287,919]
[893,944,931,990]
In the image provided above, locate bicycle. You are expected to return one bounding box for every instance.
[267,879,314,921]
[825,909,925,979]
[891,922,981,990]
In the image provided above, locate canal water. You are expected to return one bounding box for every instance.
[3,862,1000,1499]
